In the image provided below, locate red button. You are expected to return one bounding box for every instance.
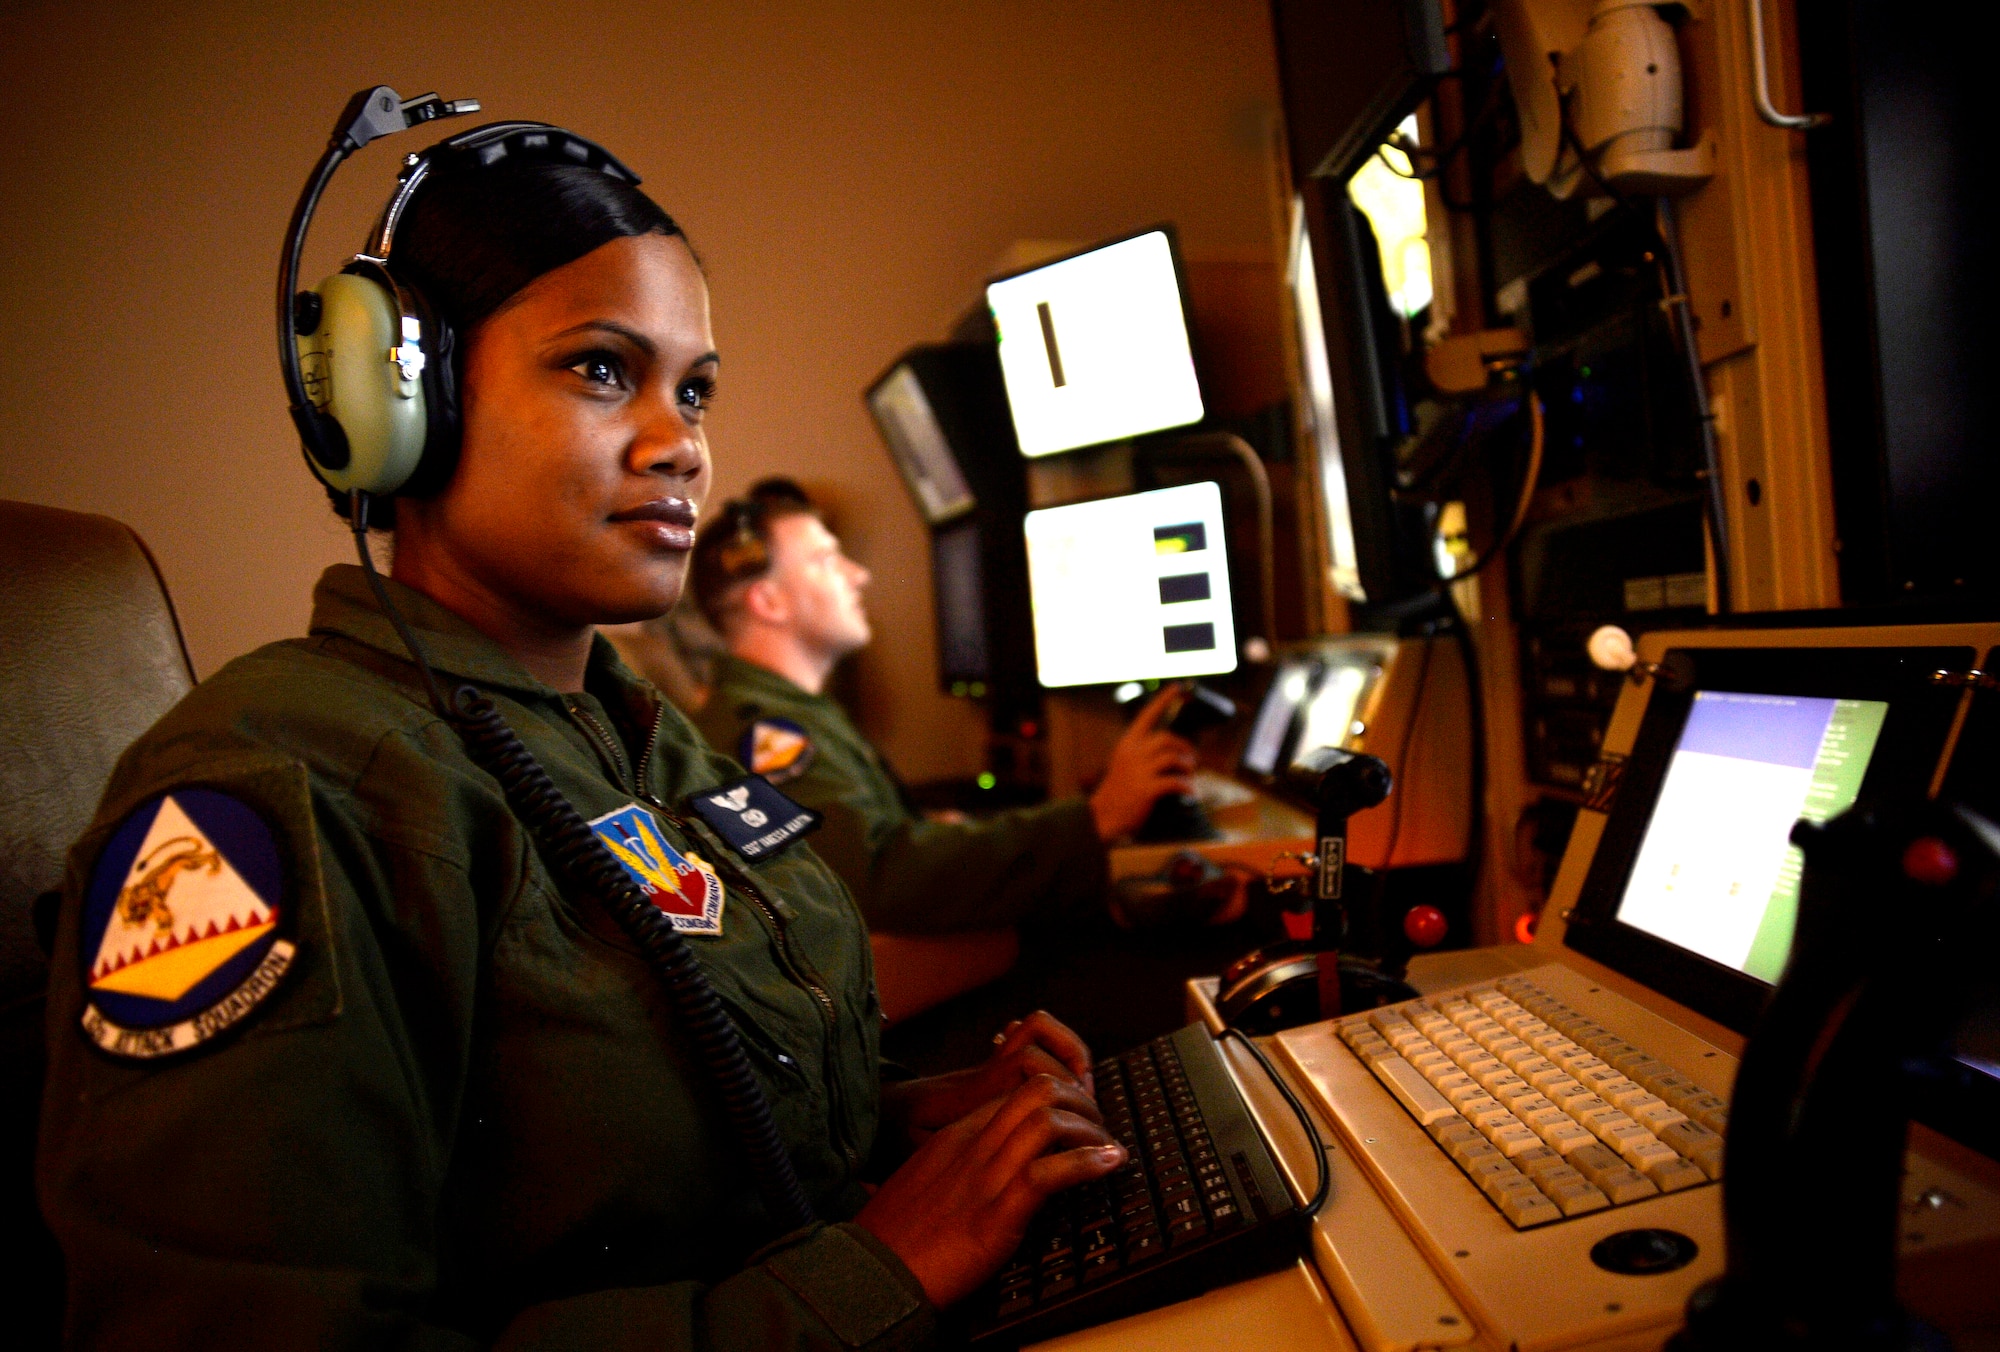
[1404,905,1449,948]
[1902,836,1959,886]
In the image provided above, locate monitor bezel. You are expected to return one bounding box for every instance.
[984,223,1206,461]
[1563,644,1973,1033]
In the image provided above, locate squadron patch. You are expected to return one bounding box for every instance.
[80,789,294,1060]
[686,775,821,862]
[740,718,815,785]
[589,803,725,936]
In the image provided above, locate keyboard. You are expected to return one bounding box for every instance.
[1334,974,1730,1227]
[965,1024,1302,1346]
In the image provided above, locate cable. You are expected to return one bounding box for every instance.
[1654,197,1732,611]
[346,494,817,1233]
[1219,1027,1331,1218]
[1435,389,1544,585]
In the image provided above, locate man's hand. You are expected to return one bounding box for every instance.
[881,1011,1097,1146]
[854,1075,1127,1309]
[1090,685,1198,842]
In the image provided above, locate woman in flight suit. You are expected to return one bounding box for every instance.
[35,121,1124,1348]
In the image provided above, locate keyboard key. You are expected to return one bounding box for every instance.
[1374,1055,1458,1126]
[1489,1121,1543,1156]
[1499,1187,1563,1227]
[996,1288,1035,1319]
[1570,1144,1659,1204]
[1209,1201,1242,1231]
[1168,1216,1209,1246]
[1659,1120,1725,1177]
[1630,1099,1688,1132]
[1433,1071,1475,1097]
[1452,1139,1503,1170]
[1434,1120,1483,1153]
[1644,1155,1708,1192]
[1485,1072,1532,1101]
[1684,1094,1730,1133]
[1125,1227,1165,1265]
[1460,1095,1507,1126]
[1540,1120,1596,1155]
[1514,1145,1564,1179]
[1081,1249,1121,1283]
[1619,1137,1680,1173]
[1041,1266,1078,1298]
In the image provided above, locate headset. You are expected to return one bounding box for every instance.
[275,87,818,1233]
[278,86,641,501]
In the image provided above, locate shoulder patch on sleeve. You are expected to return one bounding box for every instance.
[79,789,297,1060]
[739,717,815,785]
[687,775,821,863]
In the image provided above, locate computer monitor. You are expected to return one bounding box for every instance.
[1023,482,1236,688]
[986,228,1205,460]
[1238,644,1391,778]
[867,360,975,526]
[1565,643,1970,1032]
[1615,690,1888,984]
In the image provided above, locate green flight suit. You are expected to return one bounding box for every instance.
[693,656,1107,935]
[37,566,934,1351]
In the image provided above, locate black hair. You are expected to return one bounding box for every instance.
[390,158,684,339]
[339,156,686,523]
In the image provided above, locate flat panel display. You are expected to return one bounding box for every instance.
[1023,483,1236,688]
[867,363,975,524]
[987,230,1204,459]
[1614,691,1888,984]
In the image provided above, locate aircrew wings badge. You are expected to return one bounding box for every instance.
[588,803,725,936]
[740,718,814,785]
[80,789,295,1060]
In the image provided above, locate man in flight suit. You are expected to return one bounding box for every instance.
[688,481,1197,937]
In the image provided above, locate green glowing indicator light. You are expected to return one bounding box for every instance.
[977,772,997,791]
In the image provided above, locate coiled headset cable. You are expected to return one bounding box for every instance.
[348,493,817,1233]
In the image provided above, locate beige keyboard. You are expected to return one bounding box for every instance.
[1334,974,1730,1228]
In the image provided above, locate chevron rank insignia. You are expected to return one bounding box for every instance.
[80,789,296,1060]
[588,803,724,936]
[740,717,815,785]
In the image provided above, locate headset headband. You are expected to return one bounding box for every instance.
[365,121,643,261]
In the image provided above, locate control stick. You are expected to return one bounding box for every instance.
[1219,748,1417,1032]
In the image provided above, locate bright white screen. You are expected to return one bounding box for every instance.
[1024,483,1237,688]
[988,232,1205,459]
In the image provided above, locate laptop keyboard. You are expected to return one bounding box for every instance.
[967,1024,1299,1344]
[1336,974,1729,1227]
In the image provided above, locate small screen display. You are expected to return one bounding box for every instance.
[868,364,975,525]
[1023,483,1236,688]
[1243,659,1317,776]
[1615,690,1889,983]
[987,231,1205,459]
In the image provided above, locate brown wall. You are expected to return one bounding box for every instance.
[0,0,1281,780]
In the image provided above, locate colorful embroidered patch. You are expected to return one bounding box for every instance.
[686,775,821,862]
[80,789,294,1060]
[588,803,725,936]
[740,718,815,785]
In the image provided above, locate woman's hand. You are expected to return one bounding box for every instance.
[855,1074,1127,1309]
[881,1011,1097,1145]
[1090,686,1198,843]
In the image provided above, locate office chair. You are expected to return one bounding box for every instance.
[0,499,196,1347]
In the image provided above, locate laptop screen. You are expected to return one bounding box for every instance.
[1563,644,1969,1034]
[1614,691,1888,984]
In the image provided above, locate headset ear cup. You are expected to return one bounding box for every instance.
[399,289,461,498]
